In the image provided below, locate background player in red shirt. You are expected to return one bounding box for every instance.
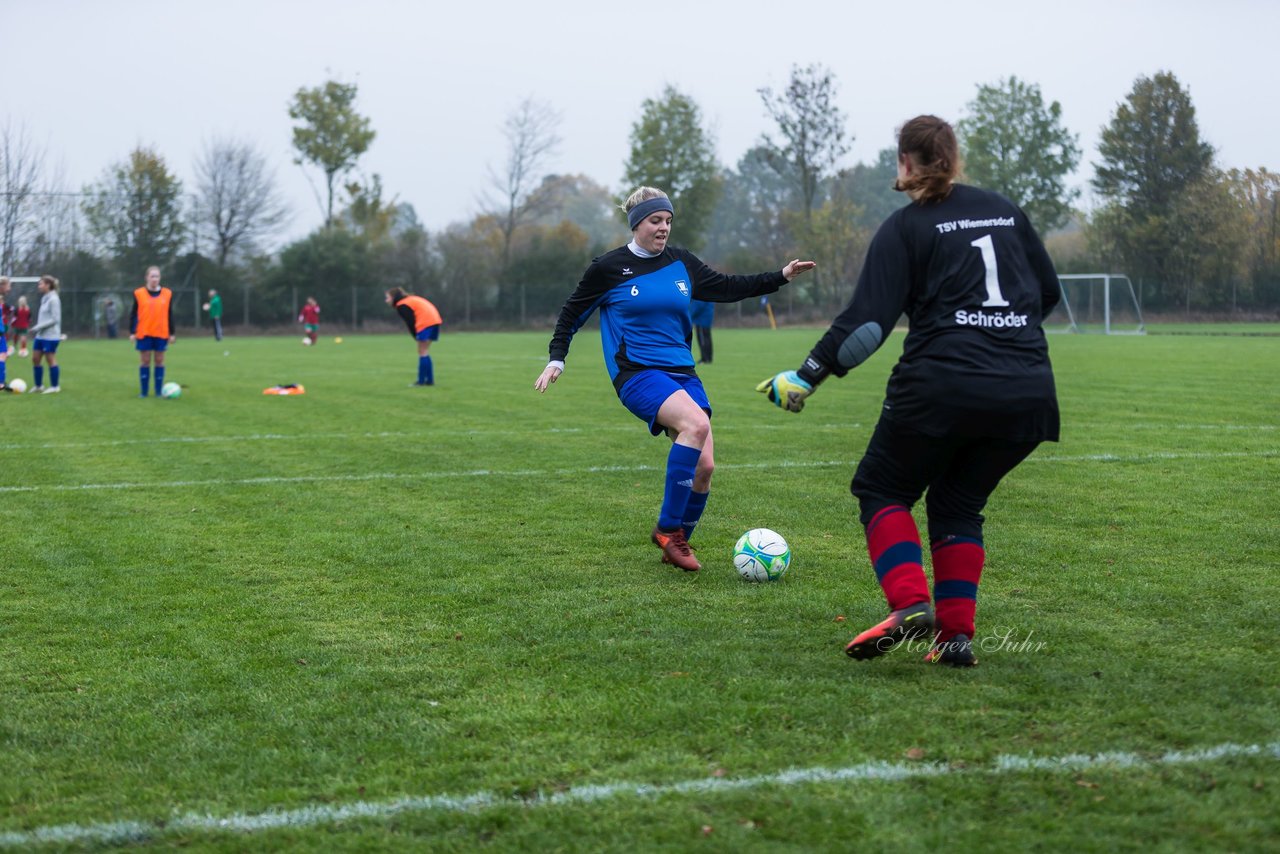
[13,295,31,357]
[299,297,321,345]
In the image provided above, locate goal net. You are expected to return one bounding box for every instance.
[1048,274,1146,334]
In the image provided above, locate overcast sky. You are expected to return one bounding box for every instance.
[5,0,1276,246]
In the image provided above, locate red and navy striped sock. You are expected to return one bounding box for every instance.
[930,535,985,639]
[865,505,929,611]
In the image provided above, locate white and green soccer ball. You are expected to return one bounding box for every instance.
[160,381,182,399]
[733,528,791,582]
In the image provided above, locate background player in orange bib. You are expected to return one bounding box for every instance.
[129,266,176,398]
[386,288,442,386]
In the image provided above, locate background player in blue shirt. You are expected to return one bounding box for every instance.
[0,276,9,390]
[534,187,814,571]
[688,299,714,364]
[760,116,1061,667]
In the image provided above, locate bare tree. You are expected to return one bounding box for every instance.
[195,137,289,266]
[478,97,562,326]
[23,161,85,272]
[483,96,562,272]
[1,118,47,273]
[757,64,851,222]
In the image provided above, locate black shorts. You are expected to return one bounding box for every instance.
[851,418,1040,541]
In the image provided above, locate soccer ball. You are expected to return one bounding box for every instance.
[733,528,791,582]
[302,336,312,346]
[160,381,182,399]
[7,378,27,394]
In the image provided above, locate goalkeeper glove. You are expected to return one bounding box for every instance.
[756,370,813,412]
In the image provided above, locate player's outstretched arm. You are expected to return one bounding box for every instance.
[782,259,817,281]
[534,361,563,393]
[756,370,813,413]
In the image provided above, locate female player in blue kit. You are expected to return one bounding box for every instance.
[535,187,814,571]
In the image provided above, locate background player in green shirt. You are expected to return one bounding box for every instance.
[203,289,223,341]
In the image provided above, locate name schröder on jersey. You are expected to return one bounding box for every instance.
[955,308,1030,328]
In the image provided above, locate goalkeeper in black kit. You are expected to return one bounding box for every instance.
[759,115,1061,668]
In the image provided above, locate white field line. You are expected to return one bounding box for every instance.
[1,740,1276,848]
[0,423,849,452]
[0,422,1273,452]
[0,450,1276,495]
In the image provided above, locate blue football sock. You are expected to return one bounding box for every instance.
[0,361,6,385]
[418,355,433,384]
[155,366,165,395]
[658,443,701,532]
[50,366,60,387]
[140,367,150,396]
[682,490,709,541]
[33,365,43,387]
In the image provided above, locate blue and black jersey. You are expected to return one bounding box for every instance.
[548,245,785,393]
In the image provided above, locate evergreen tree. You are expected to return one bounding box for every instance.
[622,86,721,251]
[1090,71,1215,304]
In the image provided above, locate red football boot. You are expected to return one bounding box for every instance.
[845,602,934,660]
[651,527,701,572]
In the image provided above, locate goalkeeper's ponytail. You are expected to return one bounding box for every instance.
[894,115,960,204]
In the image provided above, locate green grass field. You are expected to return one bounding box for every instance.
[2,326,1277,851]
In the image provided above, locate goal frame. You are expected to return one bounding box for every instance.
[1055,274,1146,335]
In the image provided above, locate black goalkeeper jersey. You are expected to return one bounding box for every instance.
[802,184,1061,441]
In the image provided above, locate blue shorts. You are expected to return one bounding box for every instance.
[136,336,169,351]
[415,325,440,342]
[618,370,711,436]
[0,336,6,355]
[34,338,59,353]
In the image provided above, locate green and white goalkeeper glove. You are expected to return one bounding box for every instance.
[756,371,813,413]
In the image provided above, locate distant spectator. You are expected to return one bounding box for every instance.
[689,299,714,364]
[103,298,119,339]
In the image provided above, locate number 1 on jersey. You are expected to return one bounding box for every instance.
[970,234,1010,307]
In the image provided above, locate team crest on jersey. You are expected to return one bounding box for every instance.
[675,280,689,296]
